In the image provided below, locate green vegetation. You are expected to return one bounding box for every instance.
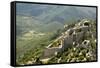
[16,4,97,65]
[16,17,97,65]
[48,42,96,64]
[50,40,62,47]
[45,20,97,64]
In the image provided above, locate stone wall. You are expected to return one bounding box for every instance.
[41,47,60,59]
[75,32,84,44]
[41,20,91,60]
[63,35,73,49]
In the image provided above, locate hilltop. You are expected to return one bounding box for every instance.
[16,19,97,65]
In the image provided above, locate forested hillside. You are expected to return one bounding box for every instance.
[16,3,97,65]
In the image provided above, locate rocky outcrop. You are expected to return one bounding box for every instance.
[40,19,94,62]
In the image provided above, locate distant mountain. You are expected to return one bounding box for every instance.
[16,3,97,64]
[16,3,96,24]
[16,3,96,36]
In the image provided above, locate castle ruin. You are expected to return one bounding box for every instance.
[40,19,94,62]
